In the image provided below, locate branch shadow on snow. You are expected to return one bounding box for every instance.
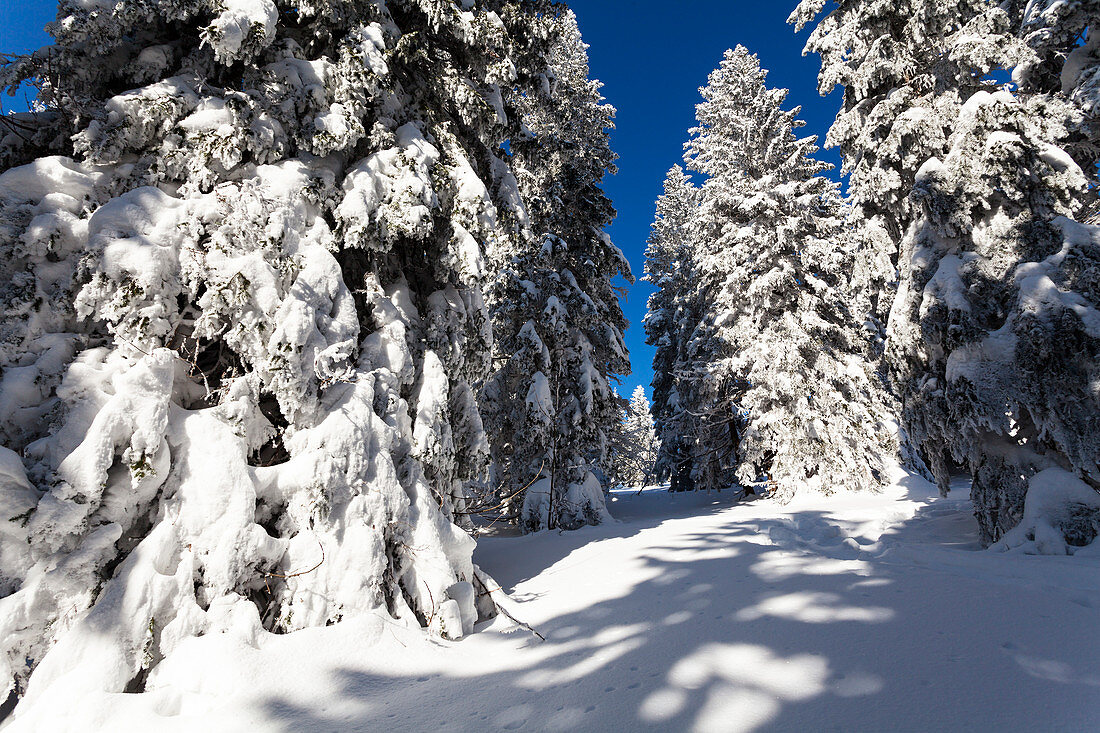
[250,489,1100,732]
[471,488,748,588]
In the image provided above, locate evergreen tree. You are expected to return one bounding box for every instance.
[789,0,1014,386]
[608,386,659,487]
[683,47,890,499]
[644,165,700,492]
[482,9,629,532]
[0,0,558,710]
[797,1,1100,544]
[889,86,1100,544]
[1014,0,1100,174]
[628,385,660,486]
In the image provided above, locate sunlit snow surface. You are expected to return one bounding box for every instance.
[8,470,1100,732]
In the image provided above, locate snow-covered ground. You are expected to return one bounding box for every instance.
[7,470,1099,732]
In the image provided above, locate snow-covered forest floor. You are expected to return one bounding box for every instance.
[12,470,1098,732]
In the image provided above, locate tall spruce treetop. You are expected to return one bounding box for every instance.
[686,48,827,185]
[482,9,629,532]
[682,46,890,499]
[0,0,560,715]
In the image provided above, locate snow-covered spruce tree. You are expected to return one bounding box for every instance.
[796,0,1100,545]
[1014,0,1100,176]
[677,290,737,493]
[789,0,1015,383]
[0,0,553,714]
[889,88,1100,546]
[676,50,772,494]
[482,9,628,531]
[604,388,635,488]
[644,165,700,492]
[607,386,659,488]
[624,386,659,486]
[682,46,890,500]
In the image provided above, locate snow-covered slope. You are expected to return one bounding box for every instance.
[7,470,1098,732]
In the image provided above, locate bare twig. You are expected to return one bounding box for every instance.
[263,540,325,593]
[473,572,545,642]
[424,581,437,628]
[454,460,547,517]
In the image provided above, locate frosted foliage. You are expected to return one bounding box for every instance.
[202,0,280,64]
[644,166,700,491]
[670,47,891,498]
[0,0,558,717]
[608,387,659,488]
[793,0,1100,543]
[0,158,106,454]
[1016,0,1100,172]
[482,10,626,532]
[887,88,1100,544]
[789,0,1020,338]
[338,124,441,249]
[625,387,660,486]
[790,0,1013,226]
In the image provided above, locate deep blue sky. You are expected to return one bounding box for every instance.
[2,1,839,401]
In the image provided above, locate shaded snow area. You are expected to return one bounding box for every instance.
[8,471,1099,732]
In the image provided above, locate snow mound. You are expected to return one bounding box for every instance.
[992,468,1100,555]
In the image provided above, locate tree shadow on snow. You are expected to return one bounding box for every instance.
[252,495,1100,732]
[473,489,749,591]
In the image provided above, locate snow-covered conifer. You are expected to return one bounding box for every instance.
[796,0,1100,544]
[627,386,660,486]
[683,46,890,499]
[0,0,554,714]
[608,386,659,488]
[482,10,629,531]
[1014,0,1100,173]
[889,88,1100,544]
[789,0,1015,355]
[644,165,700,491]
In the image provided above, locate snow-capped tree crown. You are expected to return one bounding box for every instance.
[642,46,891,498]
[685,46,829,188]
